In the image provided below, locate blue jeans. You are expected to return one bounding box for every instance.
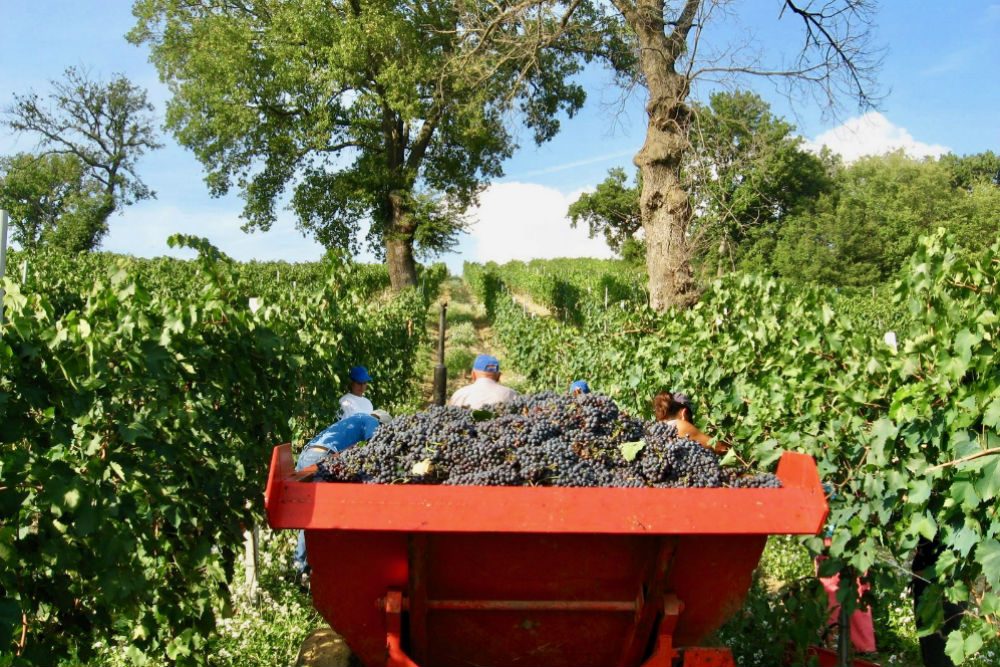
[294,446,331,574]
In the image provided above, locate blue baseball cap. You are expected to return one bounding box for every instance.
[349,366,372,383]
[570,380,591,394]
[472,354,500,373]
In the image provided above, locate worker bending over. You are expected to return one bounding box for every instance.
[293,410,391,583]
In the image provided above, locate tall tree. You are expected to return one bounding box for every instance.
[0,153,110,252]
[684,90,832,275]
[603,0,879,310]
[4,68,161,251]
[130,0,627,290]
[939,150,1000,189]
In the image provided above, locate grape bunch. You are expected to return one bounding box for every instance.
[313,393,782,489]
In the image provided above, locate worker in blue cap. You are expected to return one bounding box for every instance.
[569,380,591,395]
[339,365,374,418]
[448,353,519,409]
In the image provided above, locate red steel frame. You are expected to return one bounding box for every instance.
[266,446,828,667]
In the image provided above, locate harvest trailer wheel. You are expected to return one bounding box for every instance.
[295,627,357,667]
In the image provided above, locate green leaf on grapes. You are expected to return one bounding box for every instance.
[619,440,646,462]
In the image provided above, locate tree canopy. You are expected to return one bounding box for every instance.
[3,68,161,251]
[684,90,831,275]
[130,0,628,289]
[568,167,642,257]
[0,154,110,252]
[774,151,1000,286]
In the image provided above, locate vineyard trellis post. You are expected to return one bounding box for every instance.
[1,209,9,326]
[433,303,448,406]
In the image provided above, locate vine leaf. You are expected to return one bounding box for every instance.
[619,439,646,462]
[974,540,1000,589]
[983,397,1000,429]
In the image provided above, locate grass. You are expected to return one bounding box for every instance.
[447,321,478,349]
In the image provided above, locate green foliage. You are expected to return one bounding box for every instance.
[7,248,395,323]
[3,67,161,251]
[564,91,831,274]
[445,348,476,380]
[715,563,828,666]
[774,151,998,286]
[567,167,641,255]
[940,151,1000,189]
[78,528,320,667]
[473,232,1000,662]
[447,322,478,350]
[128,0,620,271]
[0,154,110,252]
[685,91,832,277]
[464,258,646,324]
[0,242,438,664]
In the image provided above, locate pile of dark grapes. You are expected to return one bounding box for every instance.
[313,393,781,489]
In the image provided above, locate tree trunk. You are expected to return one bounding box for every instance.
[385,190,418,290]
[632,5,698,312]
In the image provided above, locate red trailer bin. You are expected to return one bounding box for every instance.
[265,445,828,667]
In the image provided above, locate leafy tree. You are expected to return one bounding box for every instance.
[0,153,110,252]
[600,0,879,310]
[773,151,996,286]
[685,90,832,276]
[940,150,1000,189]
[4,68,161,251]
[129,0,627,290]
[952,181,1000,252]
[567,167,642,256]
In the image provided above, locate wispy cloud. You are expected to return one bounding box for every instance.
[503,148,637,180]
[920,48,972,76]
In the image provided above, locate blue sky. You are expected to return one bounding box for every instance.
[1,1,997,271]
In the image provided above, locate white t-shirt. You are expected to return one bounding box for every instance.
[339,392,374,419]
[448,377,519,410]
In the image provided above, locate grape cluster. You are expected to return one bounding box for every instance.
[313,393,782,489]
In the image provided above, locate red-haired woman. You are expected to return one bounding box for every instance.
[652,391,727,454]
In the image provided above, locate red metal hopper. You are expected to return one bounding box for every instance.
[265,446,828,667]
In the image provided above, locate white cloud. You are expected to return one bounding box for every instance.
[467,182,615,264]
[101,202,327,262]
[806,112,950,163]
